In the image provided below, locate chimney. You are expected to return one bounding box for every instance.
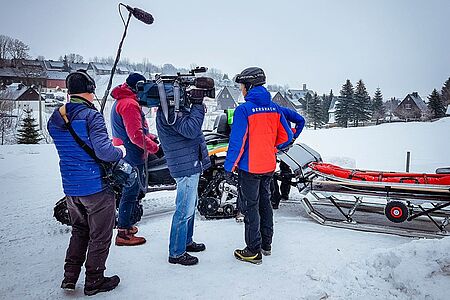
[302,83,307,91]
[412,92,418,97]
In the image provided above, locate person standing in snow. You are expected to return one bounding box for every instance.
[224,67,292,264]
[156,86,211,266]
[48,70,122,295]
[271,107,305,209]
[110,73,159,246]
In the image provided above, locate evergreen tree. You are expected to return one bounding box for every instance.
[336,79,354,127]
[427,89,445,119]
[17,107,42,144]
[371,87,385,125]
[353,79,371,126]
[62,55,71,72]
[441,77,450,107]
[321,89,333,124]
[307,93,323,130]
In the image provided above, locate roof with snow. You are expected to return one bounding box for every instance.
[46,71,69,80]
[407,92,427,112]
[0,83,30,100]
[328,96,339,113]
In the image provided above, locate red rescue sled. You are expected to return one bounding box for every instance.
[309,162,450,186]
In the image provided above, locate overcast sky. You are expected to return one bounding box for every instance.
[1,0,449,99]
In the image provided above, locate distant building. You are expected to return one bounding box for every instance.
[270,91,296,110]
[284,84,315,113]
[0,83,42,111]
[215,86,240,110]
[394,92,428,121]
[327,96,340,124]
[446,105,450,116]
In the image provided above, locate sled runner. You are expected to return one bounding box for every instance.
[278,143,450,238]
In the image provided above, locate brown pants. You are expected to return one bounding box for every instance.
[64,189,116,283]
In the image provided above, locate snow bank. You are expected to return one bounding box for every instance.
[308,238,450,299]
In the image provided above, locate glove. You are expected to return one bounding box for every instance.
[115,145,126,158]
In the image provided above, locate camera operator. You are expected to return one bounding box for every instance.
[156,89,211,266]
[111,73,159,246]
[48,70,123,295]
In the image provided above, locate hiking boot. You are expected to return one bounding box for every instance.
[84,275,120,296]
[234,247,262,264]
[168,252,199,266]
[129,226,138,235]
[186,241,206,252]
[60,278,77,290]
[261,245,272,256]
[271,202,279,209]
[115,229,146,246]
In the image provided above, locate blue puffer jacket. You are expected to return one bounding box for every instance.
[48,100,123,196]
[156,104,211,178]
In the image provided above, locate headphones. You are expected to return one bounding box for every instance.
[66,69,96,94]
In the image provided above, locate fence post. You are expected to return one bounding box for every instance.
[406,151,411,173]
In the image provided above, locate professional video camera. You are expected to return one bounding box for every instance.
[136,66,215,108]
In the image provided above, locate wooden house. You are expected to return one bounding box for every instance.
[394,92,428,121]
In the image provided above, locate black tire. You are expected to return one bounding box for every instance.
[385,201,409,223]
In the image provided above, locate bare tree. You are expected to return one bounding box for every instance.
[7,38,30,60]
[0,99,16,145]
[0,35,12,59]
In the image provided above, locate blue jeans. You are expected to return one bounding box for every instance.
[117,164,144,229]
[169,172,200,258]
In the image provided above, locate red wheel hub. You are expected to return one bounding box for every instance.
[390,207,403,218]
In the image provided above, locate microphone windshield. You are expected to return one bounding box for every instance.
[194,77,214,89]
[132,7,154,24]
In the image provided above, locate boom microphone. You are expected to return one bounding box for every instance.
[194,77,215,89]
[124,4,154,24]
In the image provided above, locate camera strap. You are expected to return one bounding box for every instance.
[157,78,179,126]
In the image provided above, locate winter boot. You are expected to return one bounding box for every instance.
[84,275,120,296]
[261,245,272,256]
[115,229,146,246]
[235,212,245,223]
[168,252,199,266]
[60,277,77,290]
[186,241,206,252]
[129,226,138,235]
[234,247,262,264]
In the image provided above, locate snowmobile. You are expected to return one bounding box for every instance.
[277,143,450,238]
[53,110,238,225]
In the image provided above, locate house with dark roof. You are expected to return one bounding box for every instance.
[270,91,296,110]
[0,59,47,87]
[284,84,315,113]
[0,83,43,111]
[215,86,240,110]
[394,92,428,121]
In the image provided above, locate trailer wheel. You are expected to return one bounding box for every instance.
[385,201,409,223]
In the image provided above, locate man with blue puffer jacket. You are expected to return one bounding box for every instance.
[48,70,124,296]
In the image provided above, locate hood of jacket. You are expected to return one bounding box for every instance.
[111,83,137,100]
[244,85,271,106]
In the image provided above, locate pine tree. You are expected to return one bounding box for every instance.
[17,107,42,144]
[441,77,450,107]
[371,87,385,125]
[321,90,333,124]
[307,93,323,130]
[336,79,354,127]
[353,79,371,126]
[427,89,445,119]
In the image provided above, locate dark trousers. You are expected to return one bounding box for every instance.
[271,161,292,206]
[64,189,116,283]
[238,169,273,253]
[118,164,144,229]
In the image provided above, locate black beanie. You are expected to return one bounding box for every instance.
[126,73,146,90]
[66,70,95,94]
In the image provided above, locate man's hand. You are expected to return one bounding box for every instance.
[224,171,236,184]
[115,145,127,158]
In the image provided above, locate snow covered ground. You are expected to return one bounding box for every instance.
[0,118,449,299]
